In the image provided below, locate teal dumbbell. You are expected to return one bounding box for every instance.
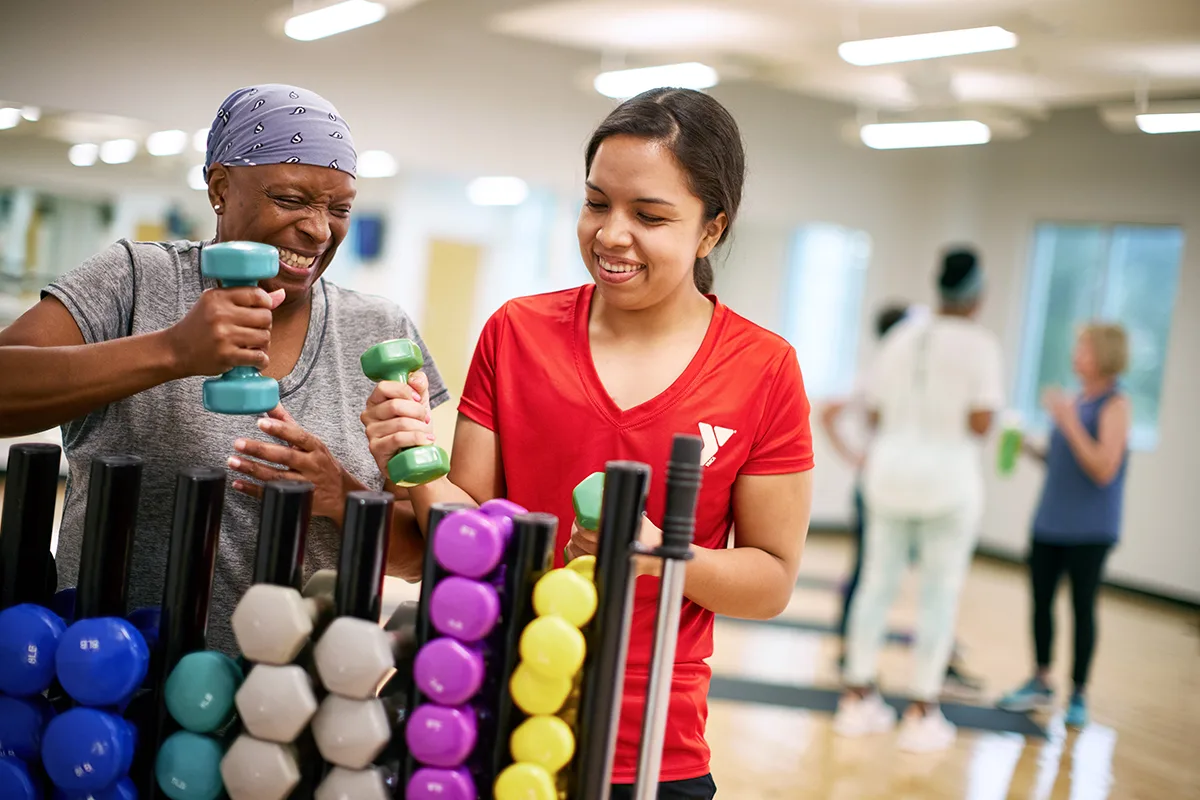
[360,339,451,487]
[156,729,226,800]
[165,650,244,733]
[201,241,280,415]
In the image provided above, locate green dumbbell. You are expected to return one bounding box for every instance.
[201,241,280,415]
[165,650,244,733]
[156,729,226,800]
[360,339,451,487]
[568,472,605,563]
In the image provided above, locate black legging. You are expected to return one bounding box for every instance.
[1030,541,1112,691]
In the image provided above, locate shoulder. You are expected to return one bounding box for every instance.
[322,280,416,331]
[495,287,581,324]
[1101,391,1133,417]
[717,301,798,371]
[125,239,203,269]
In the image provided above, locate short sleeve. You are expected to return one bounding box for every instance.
[740,346,815,475]
[458,304,507,432]
[41,241,136,345]
[395,311,451,410]
[972,333,1005,411]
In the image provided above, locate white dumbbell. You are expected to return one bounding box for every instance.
[234,663,319,743]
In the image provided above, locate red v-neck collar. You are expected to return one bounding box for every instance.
[572,283,728,428]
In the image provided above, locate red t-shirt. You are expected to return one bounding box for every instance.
[459,284,814,783]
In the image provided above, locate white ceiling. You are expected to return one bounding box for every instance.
[0,0,1197,191]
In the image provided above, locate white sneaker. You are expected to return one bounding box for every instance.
[897,707,957,753]
[833,692,898,737]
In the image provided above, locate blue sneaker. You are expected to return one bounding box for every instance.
[1065,694,1089,727]
[997,677,1054,712]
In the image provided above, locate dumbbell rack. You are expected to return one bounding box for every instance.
[0,433,703,800]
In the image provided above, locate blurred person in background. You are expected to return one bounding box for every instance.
[834,248,1004,752]
[822,302,986,700]
[998,323,1131,728]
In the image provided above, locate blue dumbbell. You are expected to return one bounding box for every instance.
[55,617,148,707]
[0,603,66,697]
[41,708,137,793]
[126,606,161,654]
[53,778,136,799]
[0,693,53,760]
[0,757,42,800]
[49,589,76,624]
[200,241,280,415]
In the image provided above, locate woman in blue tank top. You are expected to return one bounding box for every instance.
[998,324,1131,727]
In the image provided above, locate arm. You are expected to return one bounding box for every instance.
[679,470,813,619]
[1056,395,1131,486]
[819,399,863,469]
[968,410,995,437]
[1022,440,1047,463]
[0,297,180,436]
[0,287,279,437]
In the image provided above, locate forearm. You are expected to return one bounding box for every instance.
[405,475,487,536]
[0,331,181,436]
[385,500,426,581]
[679,544,795,620]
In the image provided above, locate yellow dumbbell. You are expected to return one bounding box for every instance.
[564,555,595,583]
[494,763,557,800]
[519,616,585,680]
[510,715,576,774]
[510,663,572,716]
[533,569,597,629]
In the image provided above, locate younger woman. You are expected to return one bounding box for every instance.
[999,324,1131,728]
[362,88,815,797]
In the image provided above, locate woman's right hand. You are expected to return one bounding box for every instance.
[168,286,285,377]
[360,371,436,478]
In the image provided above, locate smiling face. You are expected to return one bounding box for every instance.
[577,134,725,312]
[208,163,356,304]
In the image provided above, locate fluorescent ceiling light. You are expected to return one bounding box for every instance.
[194,128,209,153]
[69,143,99,167]
[467,177,528,206]
[594,62,718,100]
[861,120,991,150]
[188,165,208,191]
[1135,112,1200,134]
[99,138,138,164]
[839,26,1018,67]
[0,108,20,130]
[285,0,386,42]
[357,149,398,178]
[146,129,189,156]
[21,106,40,122]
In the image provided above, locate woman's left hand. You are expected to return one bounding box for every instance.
[1041,387,1076,427]
[565,515,665,578]
[228,405,364,525]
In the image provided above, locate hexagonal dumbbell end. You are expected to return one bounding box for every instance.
[235,663,318,743]
[311,694,406,770]
[302,569,338,599]
[316,765,397,800]
[220,735,301,800]
[231,583,334,665]
[314,616,416,701]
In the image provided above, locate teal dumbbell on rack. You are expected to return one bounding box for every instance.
[360,339,451,487]
[201,241,280,415]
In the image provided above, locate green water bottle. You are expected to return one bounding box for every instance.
[997,410,1023,477]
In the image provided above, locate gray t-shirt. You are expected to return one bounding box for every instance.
[43,239,448,653]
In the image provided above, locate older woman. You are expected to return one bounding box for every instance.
[0,84,446,653]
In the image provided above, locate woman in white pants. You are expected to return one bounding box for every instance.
[834,248,1004,752]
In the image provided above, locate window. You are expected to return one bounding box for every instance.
[1016,222,1185,450]
[781,223,872,399]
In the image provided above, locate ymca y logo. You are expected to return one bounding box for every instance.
[698,422,736,466]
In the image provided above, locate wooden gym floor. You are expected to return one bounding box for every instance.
[5,477,1197,799]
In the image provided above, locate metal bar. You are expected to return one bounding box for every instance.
[76,455,144,619]
[253,480,313,589]
[0,442,61,609]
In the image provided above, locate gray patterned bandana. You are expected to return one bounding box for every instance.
[203,84,357,179]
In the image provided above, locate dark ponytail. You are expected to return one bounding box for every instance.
[584,88,744,295]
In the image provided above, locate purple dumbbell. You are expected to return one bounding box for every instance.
[404,704,477,769]
[432,510,508,579]
[428,577,501,642]
[413,638,487,706]
[478,498,526,538]
[406,767,476,800]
